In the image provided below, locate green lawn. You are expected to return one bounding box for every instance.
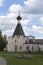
[0,52,43,65]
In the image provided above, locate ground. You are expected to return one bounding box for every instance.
[0,52,43,65]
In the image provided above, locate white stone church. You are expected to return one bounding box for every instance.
[7,13,43,52]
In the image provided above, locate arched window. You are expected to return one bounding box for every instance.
[20,46,22,50]
[15,40,16,43]
[32,46,33,50]
[26,46,29,50]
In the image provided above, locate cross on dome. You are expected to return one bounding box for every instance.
[17,11,22,23]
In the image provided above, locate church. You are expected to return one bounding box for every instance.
[7,13,43,52]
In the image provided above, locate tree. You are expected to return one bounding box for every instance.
[0,31,7,51]
[4,34,8,45]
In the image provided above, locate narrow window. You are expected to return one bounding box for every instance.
[27,46,29,49]
[15,40,16,43]
[20,46,22,50]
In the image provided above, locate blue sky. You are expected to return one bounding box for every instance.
[0,0,43,39]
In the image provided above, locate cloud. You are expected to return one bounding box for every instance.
[24,0,37,7]
[9,4,22,13]
[32,25,43,34]
[0,13,17,25]
[39,17,43,23]
[0,25,5,31]
[3,29,14,37]
[0,0,3,6]
[24,0,43,14]
[0,13,17,31]
[23,26,30,36]
[21,19,30,25]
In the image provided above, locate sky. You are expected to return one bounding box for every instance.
[0,0,43,39]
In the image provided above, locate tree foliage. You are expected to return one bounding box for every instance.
[0,31,8,51]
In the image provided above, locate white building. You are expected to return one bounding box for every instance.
[7,13,43,52]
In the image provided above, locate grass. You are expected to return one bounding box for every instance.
[0,52,43,65]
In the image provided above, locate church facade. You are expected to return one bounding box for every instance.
[7,14,43,52]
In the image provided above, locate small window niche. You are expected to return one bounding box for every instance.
[20,46,22,50]
[15,40,16,43]
[26,46,29,50]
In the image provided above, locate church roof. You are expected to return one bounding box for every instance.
[13,23,25,37]
[35,39,43,44]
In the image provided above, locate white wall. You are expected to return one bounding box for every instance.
[38,45,43,51]
[7,37,14,52]
[7,36,43,52]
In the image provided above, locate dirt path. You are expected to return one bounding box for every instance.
[0,57,7,65]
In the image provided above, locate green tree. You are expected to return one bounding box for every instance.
[0,31,7,51]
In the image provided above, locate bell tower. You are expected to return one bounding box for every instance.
[13,12,25,37]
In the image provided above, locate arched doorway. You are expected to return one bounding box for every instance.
[14,45,17,52]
